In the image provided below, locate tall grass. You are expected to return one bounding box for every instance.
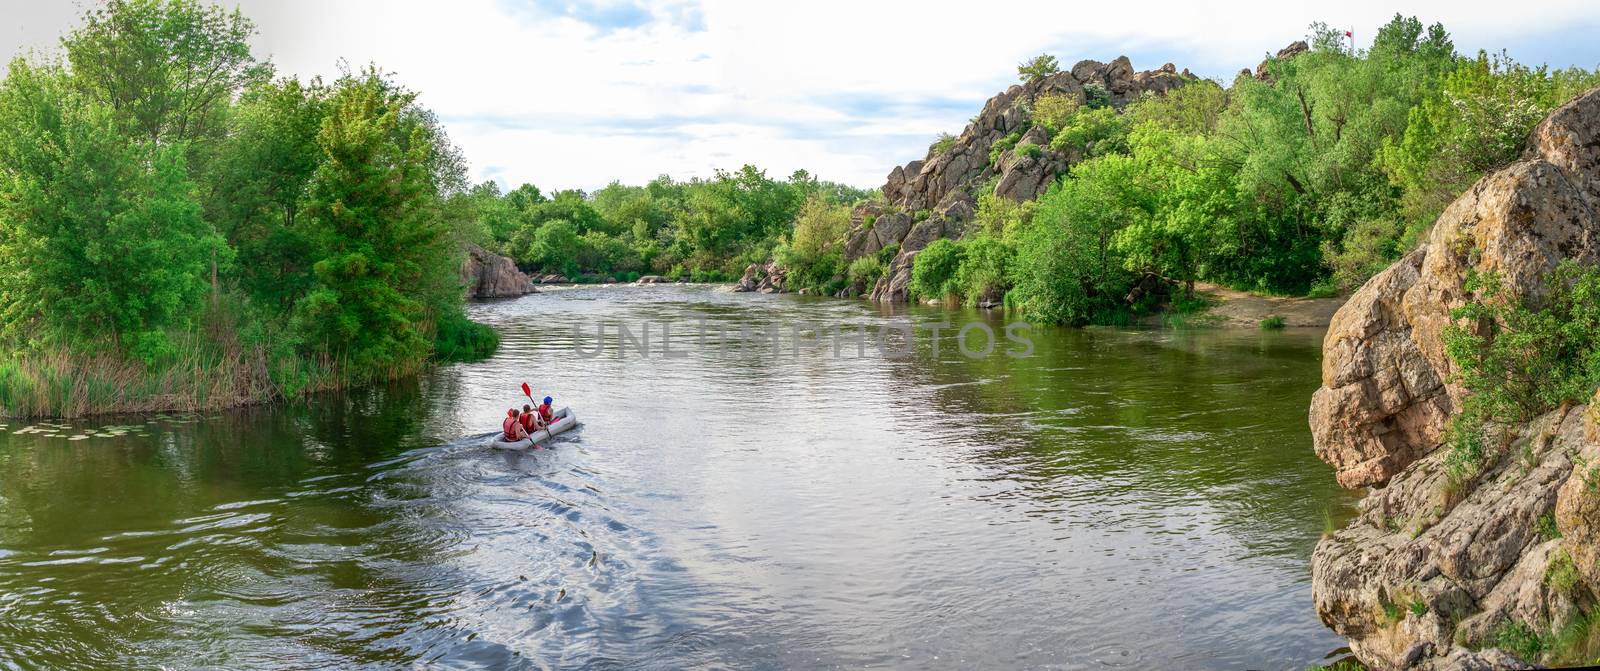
[0,329,345,418]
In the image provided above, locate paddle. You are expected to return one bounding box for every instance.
[520,381,548,443]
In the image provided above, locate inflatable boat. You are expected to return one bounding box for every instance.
[488,407,578,450]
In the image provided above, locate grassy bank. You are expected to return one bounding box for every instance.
[0,312,497,419]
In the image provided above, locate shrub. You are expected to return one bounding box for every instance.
[1032,93,1080,133]
[863,214,877,230]
[954,236,1013,306]
[433,312,499,362]
[931,132,957,157]
[1489,620,1545,662]
[1013,142,1043,160]
[1545,550,1582,599]
[989,131,1022,165]
[909,239,964,301]
[1009,156,1141,325]
[847,256,885,285]
[1260,315,1286,330]
[1441,262,1600,487]
[876,243,900,267]
[1048,106,1129,157]
[1082,82,1112,109]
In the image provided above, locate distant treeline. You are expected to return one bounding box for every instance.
[466,168,874,283]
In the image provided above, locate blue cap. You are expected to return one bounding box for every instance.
[543,396,553,405]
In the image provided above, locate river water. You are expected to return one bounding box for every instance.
[0,285,1358,670]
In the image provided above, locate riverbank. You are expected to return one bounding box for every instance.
[1184,283,1346,328]
[0,314,497,420]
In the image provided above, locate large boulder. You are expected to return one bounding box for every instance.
[1311,86,1600,488]
[1311,86,1600,669]
[461,244,535,299]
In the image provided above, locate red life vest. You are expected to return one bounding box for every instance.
[538,403,554,423]
[503,415,521,441]
[520,413,536,432]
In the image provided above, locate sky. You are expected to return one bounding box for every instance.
[3,0,1599,192]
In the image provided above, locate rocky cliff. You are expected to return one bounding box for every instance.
[461,244,536,299]
[1310,86,1600,669]
[838,57,1195,303]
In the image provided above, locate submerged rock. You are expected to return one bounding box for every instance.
[1310,85,1600,669]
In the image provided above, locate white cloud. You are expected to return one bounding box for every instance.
[2,0,1597,191]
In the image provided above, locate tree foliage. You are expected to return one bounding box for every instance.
[1018,54,1061,82]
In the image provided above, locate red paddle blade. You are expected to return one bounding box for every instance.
[521,382,532,397]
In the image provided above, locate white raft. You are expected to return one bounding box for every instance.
[488,407,578,450]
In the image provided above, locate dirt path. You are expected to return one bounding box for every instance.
[1191,282,1347,328]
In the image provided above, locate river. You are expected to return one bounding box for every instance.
[0,285,1359,670]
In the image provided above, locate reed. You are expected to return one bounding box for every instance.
[0,328,348,418]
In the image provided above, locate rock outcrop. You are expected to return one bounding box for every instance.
[1255,41,1308,83]
[846,57,1195,303]
[1310,86,1600,669]
[733,260,788,294]
[461,244,535,299]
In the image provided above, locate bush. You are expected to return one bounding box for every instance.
[876,243,900,267]
[1441,262,1600,485]
[847,256,885,285]
[1032,93,1079,133]
[989,131,1022,165]
[954,236,1013,306]
[1082,82,1112,109]
[931,133,958,156]
[434,312,499,362]
[1048,106,1129,157]
[1013,142,1043,159]
[1009,162,1140,325]
[909,239,963,301]
[1260,315,1286,330]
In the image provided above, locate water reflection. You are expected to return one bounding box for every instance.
[0,285,1356,669]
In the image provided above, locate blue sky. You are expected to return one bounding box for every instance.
[3,0,1598,191]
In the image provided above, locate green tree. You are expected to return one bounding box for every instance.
[1009,155,1146,324]
[527,220,582,276]
[208,76,327,307]
[1017,54,1060,82]
[0,58,223,360]
[63,0,270,147]
[291,69,457,374]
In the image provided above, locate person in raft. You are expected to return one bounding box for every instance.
[502,408,531,442]
[520,404,546,434]
[537,396,555,425]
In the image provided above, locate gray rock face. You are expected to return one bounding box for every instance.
[1310,85,1600,670]
[461,244,535,298]
[1311,86,1600,489]
[1313,406,1593,670]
